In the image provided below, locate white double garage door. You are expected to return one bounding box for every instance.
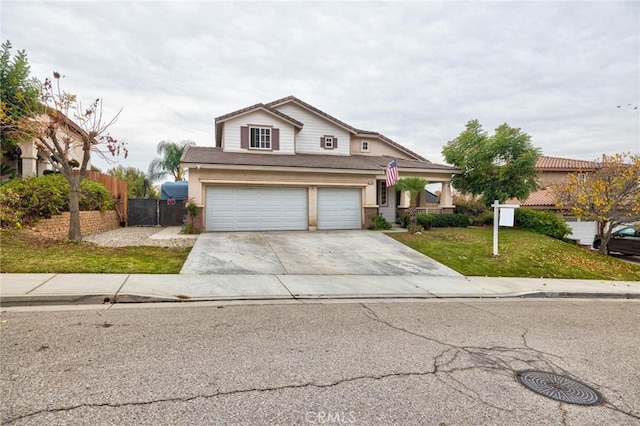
[205,186,361,231]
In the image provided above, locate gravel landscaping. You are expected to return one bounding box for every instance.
[83,226,197,248]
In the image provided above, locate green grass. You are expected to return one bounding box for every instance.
[389,227,640,280]
[0,230,191,273]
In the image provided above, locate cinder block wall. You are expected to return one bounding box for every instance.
[30,211,120,239]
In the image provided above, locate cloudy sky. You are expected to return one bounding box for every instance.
[2,1,639,175]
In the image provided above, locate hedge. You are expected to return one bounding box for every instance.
[514,208,572,240]
[401,212,470,229]
[0,174,114,228]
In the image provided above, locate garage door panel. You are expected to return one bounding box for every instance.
[318,188,361,230]
[206,187,307,231]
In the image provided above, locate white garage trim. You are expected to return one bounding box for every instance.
[206,186,308,231]
[317,188,362,230]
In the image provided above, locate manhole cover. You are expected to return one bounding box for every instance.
[517,371,603,406]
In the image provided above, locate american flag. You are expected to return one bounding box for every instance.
[385,159,398,186]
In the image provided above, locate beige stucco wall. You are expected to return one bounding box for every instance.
[538,171,571,186]
[189,167,378,207]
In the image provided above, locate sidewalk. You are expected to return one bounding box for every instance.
[1,273,639,307]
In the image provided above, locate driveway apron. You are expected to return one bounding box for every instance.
[180,231,461,276]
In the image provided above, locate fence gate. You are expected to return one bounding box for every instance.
[159,200,187,226]
[127,199,187,226]
[127,199,158,226]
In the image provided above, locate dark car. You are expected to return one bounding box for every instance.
[592,226,640,256]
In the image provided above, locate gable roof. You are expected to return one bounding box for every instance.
[182,146,456,174]
[266,96,358,133]
[536,155,599,171]
[215,103,304,128]
[265,96,428,162]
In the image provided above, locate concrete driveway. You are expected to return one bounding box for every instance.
[180,231,461,276]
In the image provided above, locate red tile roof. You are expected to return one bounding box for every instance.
[506,188,557,207]
[536,156,599,171]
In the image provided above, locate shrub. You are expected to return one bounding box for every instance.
[0,175,68,226]
[514,208,571,240]
[79,180,114,211]
[400,212,470,229]
[0,174,114,228]
[454,197,488,217]
[431,213,471,228]
[399,212,409,228]
[417,213,434,230]
[473,211,494,226]
[368,214,392,230]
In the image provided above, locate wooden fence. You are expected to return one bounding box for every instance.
[76,170,128,224]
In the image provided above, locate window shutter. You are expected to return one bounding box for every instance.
[240,126,249,149]
[272,128,280,151]
[320,136,325,148]
[333,137,338,149]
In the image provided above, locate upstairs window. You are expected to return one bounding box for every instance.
[241,126,279,151]
[321,135,338,149]
[324,137,334,148]
[361,141,370,152]
[250,127,271,149]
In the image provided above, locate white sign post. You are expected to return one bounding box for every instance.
[491,200,520,256]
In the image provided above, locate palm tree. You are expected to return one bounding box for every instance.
[148,140,195,182]
[394,177,428,233]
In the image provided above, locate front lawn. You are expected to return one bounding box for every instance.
[0,230,191,273]
[389,227,640,280]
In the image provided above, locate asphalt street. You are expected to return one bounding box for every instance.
[1,300,639,425]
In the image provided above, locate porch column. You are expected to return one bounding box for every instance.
[19,140,38,177]
[439,181,455,213]
[399,190,410,208]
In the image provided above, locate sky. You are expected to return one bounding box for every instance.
[2,1,639,176]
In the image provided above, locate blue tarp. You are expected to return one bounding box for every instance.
[160,181,189,200]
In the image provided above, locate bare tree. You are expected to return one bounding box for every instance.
[18,72,127,240]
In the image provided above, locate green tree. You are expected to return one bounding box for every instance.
[0,40,41,151]
[15,72,126,241]
[395,176,428,233]
[442,120,541,205]
[552,153,640,255]
[107,165,158,199]
[148,140,195,182]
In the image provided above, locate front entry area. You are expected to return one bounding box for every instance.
[205,187,308,231]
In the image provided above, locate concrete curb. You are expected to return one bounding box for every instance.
[3,291,639,308]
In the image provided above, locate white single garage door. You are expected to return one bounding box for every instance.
[206,187,308,231]
[317,188,361,230]
[565,218,597,246]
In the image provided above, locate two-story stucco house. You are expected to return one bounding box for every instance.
[509,155,600,244]
[181,96,458,232]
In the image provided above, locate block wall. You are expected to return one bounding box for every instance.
[30,210,120,239]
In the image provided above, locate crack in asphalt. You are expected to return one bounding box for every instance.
[4,302,639,424]
[358,302,640,421]
[2,370,438,424]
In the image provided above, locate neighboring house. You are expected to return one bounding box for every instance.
[1,111,90,177]
[182,96,458,231]
[509,155,600,244]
